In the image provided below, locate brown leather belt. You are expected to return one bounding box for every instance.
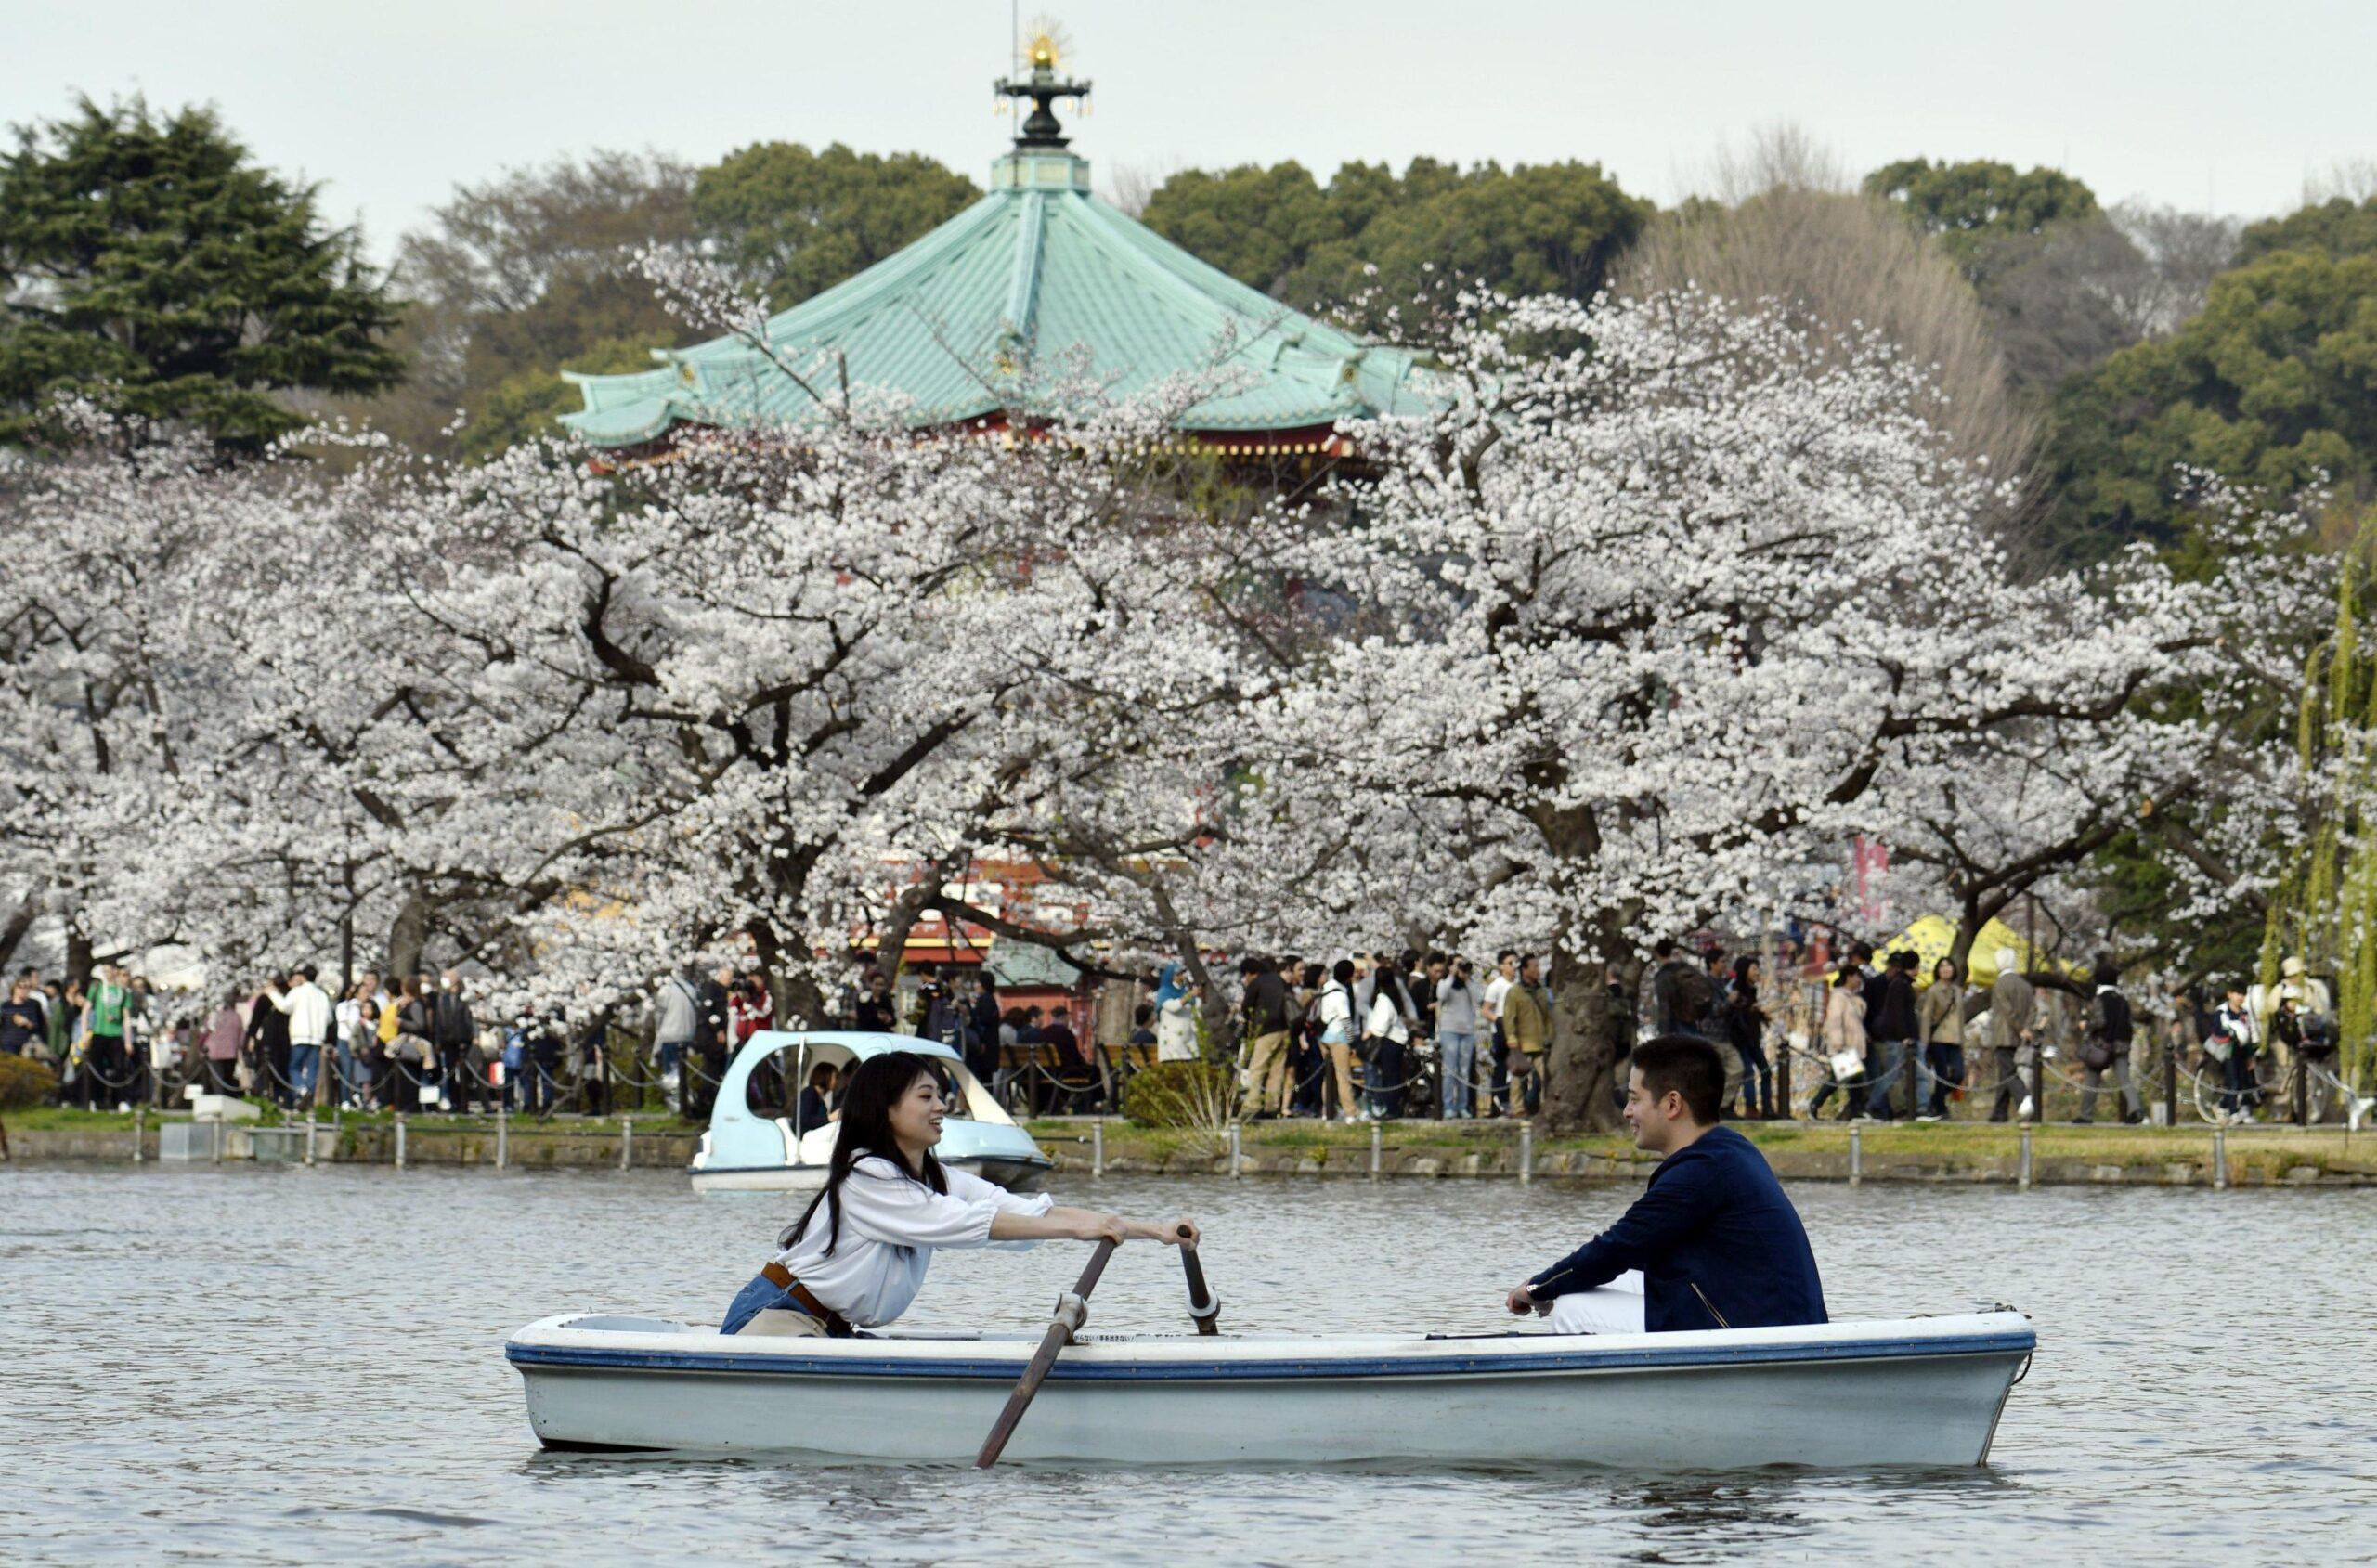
[760,1262,854,1337]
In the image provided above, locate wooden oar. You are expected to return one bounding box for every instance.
[1177,1224,1220,1336]
[975,1238,1117,1469]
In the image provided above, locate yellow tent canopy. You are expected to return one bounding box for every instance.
[1875,915,2077,989]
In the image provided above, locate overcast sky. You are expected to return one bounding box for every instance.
[8,1,2371,262]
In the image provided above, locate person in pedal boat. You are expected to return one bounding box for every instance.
[722,1050,1199,1337]
[1503,1034,1826,1335]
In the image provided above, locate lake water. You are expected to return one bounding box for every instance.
[3,1162,2371,1564]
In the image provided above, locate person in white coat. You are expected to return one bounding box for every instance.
[721,1050,1199,1336]
[266,965,335,1109]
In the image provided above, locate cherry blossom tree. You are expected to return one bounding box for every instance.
[1236,287,2225,1129]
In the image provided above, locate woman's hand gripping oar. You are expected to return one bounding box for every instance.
[976,1238,1119,1469]
[1177,1224,1219,1336]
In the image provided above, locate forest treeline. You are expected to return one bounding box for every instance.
[4,97,2374,562]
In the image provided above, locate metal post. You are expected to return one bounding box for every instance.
[496,1104,508,1170]
[2162,1034,2177,1129]
[2018,1123,2033,1189]
[2213,1125,2228,1189]
[620,1115,632,1171]
[2026,1055,2045,1124]
[1518,1121,1533,1186]
[1091,1119,1104,1179]
[132,1104,145,1164]
[1227,1121,1241,1178]
[1369,1120,1382,1180]
[1778,1026,1794,1120]
[304,1112,317,1167]
[395,1112,408,1169]
[1849,1122,1862,1187]
[212,1116,223,1164]
[2292,1051,2308,1127]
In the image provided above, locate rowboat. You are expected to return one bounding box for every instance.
[689,1030,1052,1195]
[505,1309,2034,1468]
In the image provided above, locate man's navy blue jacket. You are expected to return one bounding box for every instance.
[1528,1124,1826,1333]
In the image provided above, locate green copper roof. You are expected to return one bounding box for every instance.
[562,147,1431,447]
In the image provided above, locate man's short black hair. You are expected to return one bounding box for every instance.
[1632,1033,1725,1124]
[1497,949,1518,965]
[298,964,318,982]
[1652,938,1676,959]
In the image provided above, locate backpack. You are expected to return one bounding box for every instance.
[1670,963,1718,1026]
[2300,1011,2337,1054]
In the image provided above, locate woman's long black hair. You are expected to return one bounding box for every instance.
[779,1050,949,1257]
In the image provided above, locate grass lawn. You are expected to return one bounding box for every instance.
[1025,1113,2377,1174]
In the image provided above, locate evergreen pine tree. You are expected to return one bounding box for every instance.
[0,97,405,452]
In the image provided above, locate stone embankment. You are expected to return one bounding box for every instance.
[6,1111,2371,1187]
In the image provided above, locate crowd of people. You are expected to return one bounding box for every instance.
[2,962,622,1118]
[0,930,2357,1129]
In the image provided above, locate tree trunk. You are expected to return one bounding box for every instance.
[750,920,825,1030]
[1949,890,2015,977]
[387,888,429,980]
[0,887,42,976]
[1539,914,1626,1134]
[66,926,94,992]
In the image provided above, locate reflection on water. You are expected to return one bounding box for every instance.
[1,1162,2370,1564]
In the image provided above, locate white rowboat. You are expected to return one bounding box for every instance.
[506,1309,2033,1468]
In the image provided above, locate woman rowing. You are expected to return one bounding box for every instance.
[722,1050,1199,1337]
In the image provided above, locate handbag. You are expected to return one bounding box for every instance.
[2079,1038,2115,1072]
[1827,1049,1864,1081]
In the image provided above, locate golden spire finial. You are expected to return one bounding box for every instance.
[1020,15,1072,74]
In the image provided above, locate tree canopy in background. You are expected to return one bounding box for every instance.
[370,143,980,455]
[1141,158,1649,324]
[0,97,403,452]
[373,150,694,452]
[2039,246,2377,557]
[1864,157,2102,272]
[691,141,980,305]
[2237,195,2377,264]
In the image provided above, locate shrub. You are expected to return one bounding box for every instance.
[0,1053,58,1112]
[1119,1060,1238,1131]
[0,1053,61,1159]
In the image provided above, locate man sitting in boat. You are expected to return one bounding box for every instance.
[722,1050,1198,1337]
[1505,1034,1826,1335]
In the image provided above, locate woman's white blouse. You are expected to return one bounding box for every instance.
[770,1156,1055,1328]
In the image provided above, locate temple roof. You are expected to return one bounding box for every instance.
[562,141,1432,448]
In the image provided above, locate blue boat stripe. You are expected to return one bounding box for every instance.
[506,1330,2035,1382]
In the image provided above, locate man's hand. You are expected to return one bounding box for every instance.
[1505,1283,1537,1315]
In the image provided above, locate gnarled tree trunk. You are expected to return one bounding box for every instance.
[1539,909,1629,1134]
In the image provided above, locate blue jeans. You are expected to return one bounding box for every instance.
[288,1043,320,1104]
[1437,1031,1477,1117]
[1864,1040,1911,1118]
[721,1271,825,1336]
[1365,1038,1405,1118]
[1923,1043,1965,1117]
